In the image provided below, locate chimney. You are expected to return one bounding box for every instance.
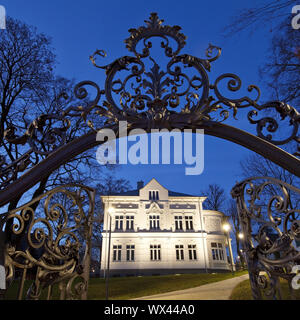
[137,180,144,190]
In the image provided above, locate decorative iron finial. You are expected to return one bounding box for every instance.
[125,12,187,58]
[1,12,299,190]
[84,14,225,129]
[75,14,300,153]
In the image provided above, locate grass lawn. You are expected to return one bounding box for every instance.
[230,278,300,300]
[4,270,247,300]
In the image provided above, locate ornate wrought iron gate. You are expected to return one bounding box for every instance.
[0,13,299,299]
[231,177,300,299]
[0,184,95,299]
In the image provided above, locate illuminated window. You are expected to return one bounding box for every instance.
[126,245,135,261]
[150,244,161,261]
[175,216,183,230]
[211,243,224,261]
[149,190,159,200]
[175,244,184,260]
[126,216,134,230]
[185,216,194,230]
[115,216,124,231]
[113,245,122,261]
[188,244,197,260]
[149,215,160,230]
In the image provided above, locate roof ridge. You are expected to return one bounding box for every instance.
[104,188,196,197]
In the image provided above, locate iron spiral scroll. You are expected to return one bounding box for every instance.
[0,13,300,300]
[79,13,299,146]
[232,177,300,299]
[0,13,299,191]
[1,184,95,300]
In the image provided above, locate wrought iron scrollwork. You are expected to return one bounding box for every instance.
[75,13,300,154]
[231,176,300,299]
[124,13,187,59]
[0,184,95,300]
[0,12,299,301]
[0,113,71,191]
[4,114,71,155]
[247,101,300,151]
[0,13,299,191]
[85,16,220,127]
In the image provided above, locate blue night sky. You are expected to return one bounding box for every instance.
[1,0,288,198]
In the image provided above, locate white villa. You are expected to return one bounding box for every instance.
[100,178,234,277]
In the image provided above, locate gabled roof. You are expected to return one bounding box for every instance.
[108,189,195,197]
[109,189,140,196]
[103,178,198,197]
[144,178,166,190]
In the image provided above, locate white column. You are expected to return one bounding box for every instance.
[198,199,208,271]
[228,236,236,272]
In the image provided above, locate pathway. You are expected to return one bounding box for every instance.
[132,274,249,300]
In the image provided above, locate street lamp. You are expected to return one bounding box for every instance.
[238,232,244,239]
[223,223,230,233]
[105,206,114,300]
[222,221,234,274]
[236,232,245,269]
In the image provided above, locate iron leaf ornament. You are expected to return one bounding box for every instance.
[1,13,300,301]
[231,177,300,299]
[0,13,299,190]
[77,13,299,149]
[1,184,95,300]
[125,13,187,59]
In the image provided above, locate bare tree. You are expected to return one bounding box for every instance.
[0,18,128,272]
[222,3,300,269]
[224,1,297,37]
[223,1,300,109]
[240,153,300,198]
[201,184,227,211]
[259,17,300,108]
[91,175,131,274]
[238,152,300,229]
[96,175,132,196]
[0,17,116,211]
[0,17,55,142]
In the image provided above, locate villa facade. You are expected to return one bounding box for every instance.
[100,178,234,277]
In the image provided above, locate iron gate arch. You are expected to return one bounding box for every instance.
[0,13,299,299]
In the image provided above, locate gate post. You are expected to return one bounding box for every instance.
[81,188,96,300]
[232,183,263,299]
[0,224,5,298]
[232,176,300,300]
[0,12,299,301]
[1,184,96,300]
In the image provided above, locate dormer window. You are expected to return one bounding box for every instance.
[149,190,159,201]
